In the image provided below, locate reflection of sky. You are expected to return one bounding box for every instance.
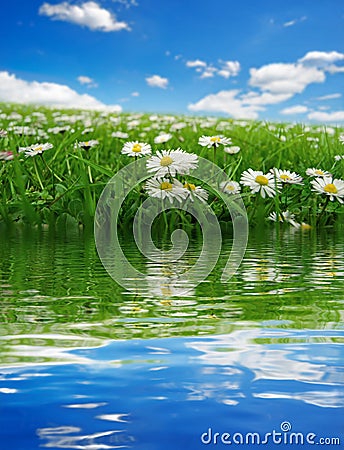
[0,329,343,449]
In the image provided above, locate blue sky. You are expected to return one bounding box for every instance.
[1,0,344,122]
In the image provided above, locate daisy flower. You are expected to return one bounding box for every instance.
[220,180,241,195]
[112,131,129,139]
[339,135,344,144]
[121,141,152,157]
[198,135,232,148]
[75,140,99,150]
[154,133,173,144]
[271,168,303,185]
[0,129,7,138]
[146,149,198,177]
[224,146,240,154]
[334,155,344,162]
[0,151,14,161]
[145,178,188,203]
[19,143,53,157]
[240,169,281,198]
[268,211,300,228]
[311,176,344,203]
[306,168,331,178]
[183,182,208,202]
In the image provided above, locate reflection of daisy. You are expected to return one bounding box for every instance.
[271,168,303,185]
[19,143,53,157]
[220,181,241,195]
[146,149,198,177]
[306,168,331,177]
[311,177,344,203]
[145,178,188,203]
[240,169,280,198]
[154,133,173,144]
[198,135,232,148]
[121,141,152,157]
[268,211,300,227]
[183,182,208,202]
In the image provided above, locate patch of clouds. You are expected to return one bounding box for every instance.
[131,91,140,97]
[307,110,344,122]
[0,71,122,112]
[39,1,131,32]
[188,90,264,120]
[280,105,308,115]
[186,58,241,79]
[249,63,325,95]
[283,16,307,27]
[77,75,98,88]
[315,93,342,101]
[146,75,169,89]
[111,0,138,8]
[298,50,344,67]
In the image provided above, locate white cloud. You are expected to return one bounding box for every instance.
[316,93,342,101]
[241,91,292,105]
[39,1,130,32]
[283,16,307,27]
[299,51,344,67]
[77,75,98,87]
[217,60,241,78]
[186,59,207,68]
[131,91,140,97]
[200,67,217,79]
[146,75,169,89]
[188,90,263,119]
[249,63,325,95]
[280,105,308,115]
[307,110,344,122]
[0,71,122,112]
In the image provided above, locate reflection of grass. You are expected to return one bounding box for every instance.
[0,103,343,228]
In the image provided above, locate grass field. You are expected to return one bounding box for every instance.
[0,103,343,230]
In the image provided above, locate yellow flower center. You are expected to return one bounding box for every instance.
[226,185,235,191]
[315,170,324,175]
[280,174,291,181]
[255,175,269,186]
[84,142,89,146]
[184,183,196,191]
[132,143,142,153]
[35,146,43,152]
[160,181,173,191]
[324,183,338,194]
[160,156,173,167]
[210,136,221,143]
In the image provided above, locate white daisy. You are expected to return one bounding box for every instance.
[75,140,99,150]
[306,168,331,178]
[145,178,188,203]
[0,151,14,161]
[339,135,344,144]
[19,143,53,157]
[240,169,280,198]
[0,129,7,138]
[112,131,129,139]
[154,133,173,144]
[198,135,232,148]
[220,181,241,195]
[183,182,208,202]
[224,146,240,154]
[121,141,152,157]
[311,176,344,203]
[146,149,198,177]
[334,155,344,162]
[271,168,303,185]
[268,211,300,228]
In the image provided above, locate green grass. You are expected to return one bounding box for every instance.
[0,102,343,229]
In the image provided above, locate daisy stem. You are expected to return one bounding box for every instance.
[318,196,330,223]
[33,158,44,190]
